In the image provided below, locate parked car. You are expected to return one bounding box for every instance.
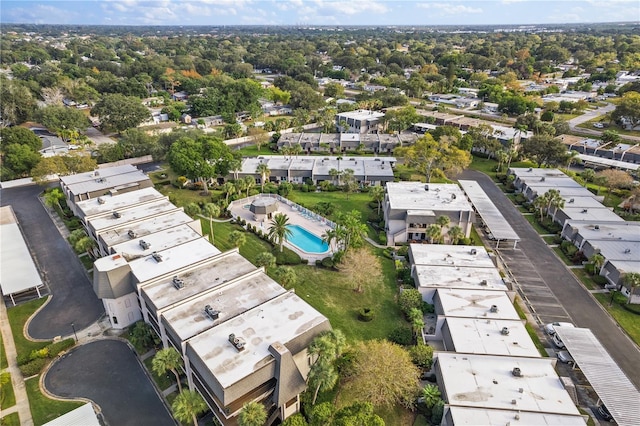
[593,122,604,128]
[544,322,575,336]
[598,404,613,422]
[556,350,575,364]
[552,332,566,349]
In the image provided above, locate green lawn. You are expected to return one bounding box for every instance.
[525,324,548,357]
[1,372,16,410]
[6,298,49,359]
[542,235,556,245]
[469,156,535,181]
[572,268,596,290]
[286,190,374,223]
[25,377,83,426]
[143,356,174,391]
[0,333,7,369]
[523,214,549,235]
[0,412,20,426]
[593,294,640,346]
[552,247,573,266]
[209,221,273,263]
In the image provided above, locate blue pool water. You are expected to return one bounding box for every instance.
[287,225,329,254]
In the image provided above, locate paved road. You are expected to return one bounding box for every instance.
[44,340,175,426]
[0,184,103,339]
[84,126,117,146]
[459,169,640,389]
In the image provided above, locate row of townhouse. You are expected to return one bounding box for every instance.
[560,134,640,167]
[276,131,418,154]
[406,243,587,425]
[59,166,331,426]
[508,167,640,301]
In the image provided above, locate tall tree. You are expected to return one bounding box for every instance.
[38,106,89,141]
[202,203,220,244]
[339,248,382,293]
[274,266,297,288]
[369,185,385,215]
[90,93,151,133]
[256,163,271,192]
[44,188,65,212]
[611,91,640,129]
[268,213,293,252]
[520,135,568,167]
[596,169,633,203]
[426,224,442,244]
[152,348,183,392]
[238,401,267,426]
[171,390,207,426]
[447,225,464,244]
[229,230,247,248]
[396,134,470,182]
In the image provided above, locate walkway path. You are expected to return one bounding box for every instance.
[0,299,34,426]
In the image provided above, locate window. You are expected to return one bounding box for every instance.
[125,298,131,308]
[112,316,118,325]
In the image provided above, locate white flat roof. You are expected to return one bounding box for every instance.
[43,403,100,426]
[585,240,640,262]
[509,168,567,179]
[187,291,329,388]
[59,164,138,186]
[0,206,43,296]
[110,224,202,259]
[161,270,286,342]
[459,180,519,241]
[386,182,473,212]
[561,207,624,222]
[313,158,365,176]
[562,196,612,208]
[436,289,519,320]
[564,221,640,242]
[89,199,179,233]
[444,317,540,357]
[446,406,586,426]
[64,170,149,195]
[76,187,164,218]
[100,210,196,248]
[527,186,597,198]
[577,154,639,172]
[336,109,385,120]
[554,328,640,426]
[436,352,581,415]
[140,250,256,313]
[130,238,221,284]
[524,177,583,189]
[410,244,495,268]
[414,265,507,291]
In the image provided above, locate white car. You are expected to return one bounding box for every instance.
[556,350,575,364]
[593,122,604,129]
[543,322,575,336]
[552,332,567,349]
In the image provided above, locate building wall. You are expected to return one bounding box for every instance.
[103,294,141,329]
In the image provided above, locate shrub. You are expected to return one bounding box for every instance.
[409,344,434,369]
[378,232,387,245]
[431,400,445,425]
[571,250,587,265]
[422,302,435,314]
[315,259,322,267]
[514,194,526,204]
[29,348,49,360]
[358,308,375,322]
[321,256,334,268]
[301,259,308,265]
[399,289,423,315]
[368,212,382,223]
[47,339,75,357]
[273,248,302,265]
[585,263,595,275]
[593,276,608,285]
[19,358,49,377]
[397,245,409,257]
[388,326,413,346]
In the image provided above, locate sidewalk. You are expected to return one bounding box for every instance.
[0,300,34,426]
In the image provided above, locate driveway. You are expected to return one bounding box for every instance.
[459,169,640,389]
[44,340,175,426]
[84,126,117,146]
[0,184,103,339]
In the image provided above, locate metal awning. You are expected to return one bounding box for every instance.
[459,180,520,247]
[576,154,639,171]
[554,327,640,426]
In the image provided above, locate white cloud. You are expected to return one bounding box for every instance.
[418,2,483,14]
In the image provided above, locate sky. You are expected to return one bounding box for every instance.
[1,0,638,27]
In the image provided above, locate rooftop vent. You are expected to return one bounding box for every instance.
[424,185,429,191]
[582,209,588,213]
[540,177,545,182]
[139,240,150,250]
[97,197,106,204]
[228,333,245,351]
[528,168,533,172]
[113,211,121,218]
[511,399,518,405]
[127,229,137,239]
[568,198,574,203]
[172,276,185,290]
[451,194,457,199]
[512,367,522,377]
[490,305,498,313]
[94,171,100,176]
[151,251,163,262]
[95,178,106,183]
[470,249,477,255]
[595,225,600,230]
[624,248,631,253]
[480,279,488,286]
[204,304,219,320]
[501,327,510,335]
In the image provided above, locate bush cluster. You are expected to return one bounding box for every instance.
[388,326,413,346]
[273,248,302,265]
[358,308,375,322]
[17,338,75,377]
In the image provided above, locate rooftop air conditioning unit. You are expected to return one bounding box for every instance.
[528,168,533,172]
[582,209,588,213]
[594,225,600,230]
[490,305,498,313]
[139,240,150,250]
[624,248,631,253]
[204,304,219,320]
[512,367,522,377]
[501,327,510,335]
[151,251,163,262]
[228,333,245,351]
[97,197,105,204]
[451,194,457,199]
[113,211,121,218]
[480,280,488,286]
[172,276,185,290]
[424,185,429,191]
[94,171,100,176]
[540,177,545,182]
[470,249,477,255]
[127,230,137,239]
[568,198,574,203]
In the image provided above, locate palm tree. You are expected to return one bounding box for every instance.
[408,308,424,341]
[75,236,97,258]
[421,384,442,409]
[44,188,65,213]
[370,185,385,215]
[238,401,267,426]
[268,213,293,252]
[329,168,341,186]
[274,266,297,288]
[152,348,183,392]
[234,178,247,200]
[171,390,208,426]
[321,228,338,252]
[221,182,236,206]
[426,224,442,244]
[589,253,605,275]
[549,194,565,223]
[533,192,550,221]
[256,163,270,192]
[495,149,508,172]
[447,225,464,245]
[202,203,220,244]
[307,361,339,405]
[255,251,276,269]
[243,176,255,197]
[229,230,247,248]
[307,330,345,404]
[436,215,450,231]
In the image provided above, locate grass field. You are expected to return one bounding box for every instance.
[0,333,7,369]
[593,294,640,346]
[25,377,83,426]
[572,268,596,290]
[6,298,49,359]
[523,214,550,235]
[552,247,573,266]
[143,356,174,391]
[1,372,16,410]
[0,412,19,426]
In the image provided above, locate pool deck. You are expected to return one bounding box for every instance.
[229,195,335,264]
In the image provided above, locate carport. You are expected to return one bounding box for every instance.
[459,180,520,248]
[554,327,640,426]
[0,206,45,305]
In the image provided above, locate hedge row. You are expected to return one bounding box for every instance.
[17,338,75,377]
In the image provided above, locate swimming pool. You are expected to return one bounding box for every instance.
[287,225,329,254]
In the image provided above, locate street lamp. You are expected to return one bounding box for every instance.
[71,323,78,342]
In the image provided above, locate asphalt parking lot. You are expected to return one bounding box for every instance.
[44,339,175,426]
